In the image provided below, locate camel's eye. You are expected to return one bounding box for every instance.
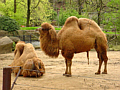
[42,28,45,30]
[42,28,50,31]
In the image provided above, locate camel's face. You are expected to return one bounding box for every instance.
[36,23,52,35]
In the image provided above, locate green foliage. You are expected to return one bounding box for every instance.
[0,0,54,26]
[12,42,16,51]
[0,0,26,25]
[30,0,54,26]
[0,0,120,32]
[57,8,88,26]
[48,10,57,21]
[102,0,120,32]
[0,16,20,32]
[116,9,120,31]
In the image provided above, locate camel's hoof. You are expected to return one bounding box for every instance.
[95,72,100,75]
[102,72,107,74]
[66,74,72,77]
[63,73,66,76]
[63,74,72,77]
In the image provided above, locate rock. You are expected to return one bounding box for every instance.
[9,37,20,43]
[0,36,13,54]
[0,30,8,36]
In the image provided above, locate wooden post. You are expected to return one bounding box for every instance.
[2,67,11,90]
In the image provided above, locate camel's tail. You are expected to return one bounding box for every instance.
[87,51,89,65]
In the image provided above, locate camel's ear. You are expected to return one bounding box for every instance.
[49,27,57,40]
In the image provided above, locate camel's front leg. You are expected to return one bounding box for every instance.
[63,59,72,77]
[63,59,68,76]
[68,60,72,77]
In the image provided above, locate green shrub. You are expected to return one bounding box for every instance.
[57,8,88,26]
[0,16,20,33]
[12,42,16,51]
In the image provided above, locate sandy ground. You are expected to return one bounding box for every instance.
[0,50,120,90]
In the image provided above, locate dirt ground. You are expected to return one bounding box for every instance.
[0,50,120,90]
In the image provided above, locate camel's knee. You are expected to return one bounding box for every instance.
[101,52,108,61]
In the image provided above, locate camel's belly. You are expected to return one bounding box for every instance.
[74,39,95,53]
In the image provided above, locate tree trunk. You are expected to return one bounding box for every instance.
[78,0,82,15]
[97,0,102,26]
[3,0,6,3]
[70,0,71,4]
[14,0,16,13]
[26,0,31,27]
[98,11,100,25]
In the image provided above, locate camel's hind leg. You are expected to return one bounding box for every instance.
[101,52,108,74]
[95,45,108,74]
[95,53,103,74]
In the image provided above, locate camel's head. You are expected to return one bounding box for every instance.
[36,22,57,40]
[36,23,53,35]
[14,41,25,56]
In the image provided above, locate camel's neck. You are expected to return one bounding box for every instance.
[40,33,59,58]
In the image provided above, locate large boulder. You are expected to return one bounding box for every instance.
[0,36,13,54]
[9,37,20,43]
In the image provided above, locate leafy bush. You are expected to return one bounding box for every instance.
[0,16,20,32]
[12,42,16,51]
[101,0,120,32]
[56,8,88,26]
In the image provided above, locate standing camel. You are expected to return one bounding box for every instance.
[36,16,108,77]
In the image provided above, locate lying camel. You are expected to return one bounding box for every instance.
[36,16,108,77]
[10,41,45,77]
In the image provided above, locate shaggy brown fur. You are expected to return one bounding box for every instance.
[22,57,45,77]
[36,23,59,58]
[9,41,45,77]
[37,16,108,77]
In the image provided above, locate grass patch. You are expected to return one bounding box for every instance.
[103,31,120,34]
[20,27,62,30]
[20,27,120,34]
[20,27,40,30]
[55,28,61,30]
